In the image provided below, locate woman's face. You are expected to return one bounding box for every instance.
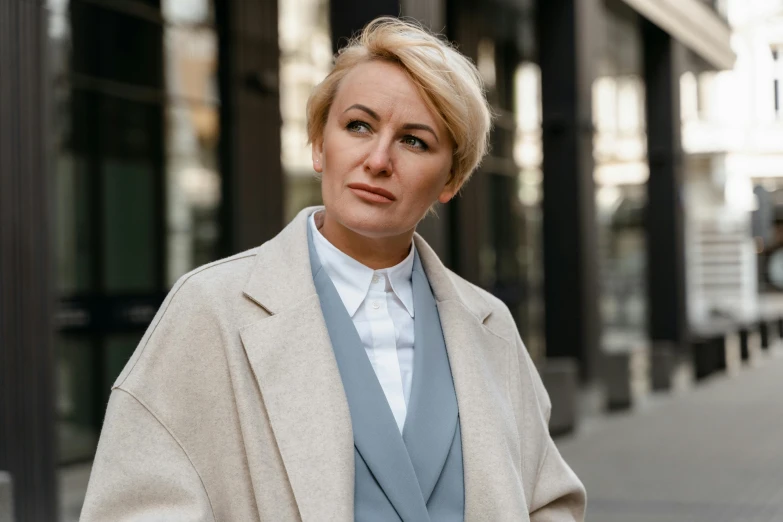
[312,60,458,240]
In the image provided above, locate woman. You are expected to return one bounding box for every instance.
[81,17,585,522]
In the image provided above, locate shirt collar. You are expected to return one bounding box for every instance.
[309,212,415,317]
[384,247,415,317]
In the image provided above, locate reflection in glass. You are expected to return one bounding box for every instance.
[103,160,158,293]
[164,20,221,284]
[593,4,648,347]
[56,155,93,294]
[57,336,98,463]
[596,185,648,334]
[279,0,332,221]
[46,0,69,15]
[69,2,164,91]
[163,0,213,25]
[166,103,221,285]
[49,0,223,464]
[165,26,219,104]
[513,62,544,360]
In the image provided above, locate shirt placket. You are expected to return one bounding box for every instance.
[367,273,407,432]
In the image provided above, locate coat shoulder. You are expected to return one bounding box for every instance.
[174,246,261,296]
[113,247,264,392]
[442,268,519,341]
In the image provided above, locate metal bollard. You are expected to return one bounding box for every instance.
[539,357,579,436]
[0,471,13,522]
[650,341,675,391]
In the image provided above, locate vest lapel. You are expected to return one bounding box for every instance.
[402,255,460,504]
[307,226,430,522]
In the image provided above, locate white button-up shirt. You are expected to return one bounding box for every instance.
[309,213,415,433]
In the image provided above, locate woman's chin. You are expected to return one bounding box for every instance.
[343,222,403,240]
[333,211,409,240]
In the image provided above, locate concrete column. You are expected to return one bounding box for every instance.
[642,20,689,357]
[330,0,400,54]
[0,1,58,520]
[537,0,602,382]
[330,0,445,42]
[216,0,285,253]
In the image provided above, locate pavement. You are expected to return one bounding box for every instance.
[556,348,783,522]
[59,350,783,522]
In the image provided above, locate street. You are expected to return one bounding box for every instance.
[556,350,783,522]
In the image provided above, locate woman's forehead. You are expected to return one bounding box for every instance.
[332,61,439,124]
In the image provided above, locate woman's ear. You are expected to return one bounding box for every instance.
[312,139,324,173]
[438,172,463,204]
[437,188,457,205]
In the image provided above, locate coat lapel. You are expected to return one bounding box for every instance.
[308,224,430,522]
[414,235,530,521]
[402,253,460,504]
[239,300,354,521]
[239,208,354,522]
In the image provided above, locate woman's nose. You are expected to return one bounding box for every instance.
[363,138,393,176]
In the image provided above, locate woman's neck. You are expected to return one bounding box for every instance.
[316,210,413,270]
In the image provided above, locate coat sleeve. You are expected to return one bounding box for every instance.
[516,336,587,522]
[80,388,216,522]
[528,436,586,521]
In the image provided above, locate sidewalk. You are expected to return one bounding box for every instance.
[555,351,783,522]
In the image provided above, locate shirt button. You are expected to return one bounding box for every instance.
[372,275,380,284]
[372,301,380,310]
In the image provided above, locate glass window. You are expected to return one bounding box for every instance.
[279,0,332,221]
[165,101,221,285]
[164,20,221,284]
[680,72,699,122]
[69,2,164,90]
[57,335,98,463]
[514,62,544,361]
[102,159,159,293]
[56,155,94,294]
[164,26,218,105]
[50,0,222,467]
[593,4,648,347]
[773,47,783,118]
[162,0,213,25]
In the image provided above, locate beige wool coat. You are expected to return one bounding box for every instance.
[81,207,586,522]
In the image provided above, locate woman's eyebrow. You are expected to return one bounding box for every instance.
[344,104,380,121]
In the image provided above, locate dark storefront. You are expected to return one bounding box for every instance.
[49,0,223,464]
[35,0,547,479]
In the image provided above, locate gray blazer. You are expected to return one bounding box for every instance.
[309,222,464,520]
[80,206,586,522]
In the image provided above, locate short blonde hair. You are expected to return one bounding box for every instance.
[306,17,493,188]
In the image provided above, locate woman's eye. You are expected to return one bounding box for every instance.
[402,136,428,151]
[346,120,370,133]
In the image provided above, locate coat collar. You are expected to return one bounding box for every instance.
[242,206,493,323]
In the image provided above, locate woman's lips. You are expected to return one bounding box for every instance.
[347,183,396,203]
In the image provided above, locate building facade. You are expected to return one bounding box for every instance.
[680,0,783,318]
[0,0,733,519]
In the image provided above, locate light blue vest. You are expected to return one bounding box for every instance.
[307,226,465,522]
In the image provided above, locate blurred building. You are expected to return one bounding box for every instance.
[1,0,736,519]
[680,0,783,310]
